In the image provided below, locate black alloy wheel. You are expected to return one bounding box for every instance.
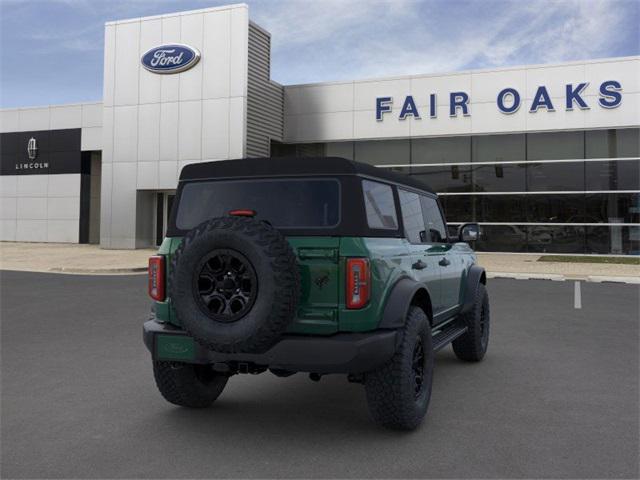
[193,249,257,322]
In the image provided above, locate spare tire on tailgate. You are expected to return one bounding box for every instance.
[169,216,300,353]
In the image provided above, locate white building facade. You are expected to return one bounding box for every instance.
[1,4,638,254]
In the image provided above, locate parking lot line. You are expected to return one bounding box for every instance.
[574,281,582,309]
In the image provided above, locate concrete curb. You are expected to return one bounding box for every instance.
[488,271,640,284]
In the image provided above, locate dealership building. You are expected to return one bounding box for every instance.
[1,3,638,254]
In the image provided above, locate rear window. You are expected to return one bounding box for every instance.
[174,178,340,231]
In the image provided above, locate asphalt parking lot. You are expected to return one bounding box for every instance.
[1,271,638,479]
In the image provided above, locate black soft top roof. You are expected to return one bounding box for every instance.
[179,157,435,194]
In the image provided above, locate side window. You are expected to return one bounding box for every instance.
[362,180,398,230]
[398,189,426,243]
[420,196,448,243]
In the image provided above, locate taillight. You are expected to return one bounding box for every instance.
[229,209,256,217]
[346,258,370,309]
[148,255,165,301]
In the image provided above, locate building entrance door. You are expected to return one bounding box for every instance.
[155,191,176,246]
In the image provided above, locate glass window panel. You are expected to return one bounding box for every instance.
[354,140,410,166]
[585,160,640,191]
[420,195,447,242]
[440,195,475,223]
[527,131,584,160]
[398,190,425,243]
[325,142,354,160]
[585,192,640,224]
[586,226,640,255]
[472,134,525,162]
[362,180,398,230]
[411,165,473,193]
[526,226,585,254]
[526,194,585,222]
[585,128,640,159]
[526,162,585,191]
[477,195,528,222]
[472,164,526,192]
[411,136,471,164]
[175,179,340,230]
[475,225,528,252]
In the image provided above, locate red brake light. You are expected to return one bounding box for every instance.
[229,209,256,217]
[346,258,370,309]
[148,255,165,301]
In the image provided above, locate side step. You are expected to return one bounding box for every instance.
[432,321,467,352]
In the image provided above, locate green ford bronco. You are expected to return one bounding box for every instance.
[144,157,490,430]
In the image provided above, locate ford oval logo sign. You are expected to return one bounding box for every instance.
[141,44,200,74]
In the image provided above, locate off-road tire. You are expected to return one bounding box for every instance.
[364,306,434,430]
[170,216,300,354]
[452,283,490,362]
[153,361,228,408]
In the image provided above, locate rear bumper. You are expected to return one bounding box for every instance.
[143,319,398,374]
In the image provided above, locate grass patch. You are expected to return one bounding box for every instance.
[538,255,640,265]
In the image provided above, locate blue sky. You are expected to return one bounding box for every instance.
[1,0,638,108]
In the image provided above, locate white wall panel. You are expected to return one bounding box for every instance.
[525,64,585,101]
[202,98,230,159]
[103,25,116,107]
[0,109,19,132]
[47,220,79,243]
[137,103,160,162]
[228,96,246,158]
[178,101,202,160]
[586,59,640,94]
[137,161,158,189]
[18,108,49,131]
[16,220,47,242]
[109,162,137,248]
[179,14,204,102]
[0,220,17,241]
[113,106,138,162]
[203,9,231,99]
[114,21,141,106]
[158,161,178,189]
[160,16,181,103]
[0,176,17,197]
[17,197,47,219]
[411,74,472,108]
[229,7,248,98]
[138,19,162,105]
[50,105,82,129]
[159,102,179,161]
[472,69,526,104]
[285,83,353,115]
[47,197,79,220]
[0,197,17,219]
[48,174,80,197]
[17,175,47,197]
[81,103,103,127]
[81,126,102,151]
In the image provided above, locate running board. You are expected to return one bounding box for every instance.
[432,322,468,352]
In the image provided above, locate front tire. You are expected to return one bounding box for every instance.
[452,283,490,362]
[153,361,228,408]
[364,306,434,430]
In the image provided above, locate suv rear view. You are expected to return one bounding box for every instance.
[144,157,489,430]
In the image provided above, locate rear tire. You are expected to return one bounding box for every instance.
[452,283,490,362]
[364,306,434,430]
[153,361,228,408]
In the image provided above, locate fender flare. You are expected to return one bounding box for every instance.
[460,265,486,314]
[378,277,433,329]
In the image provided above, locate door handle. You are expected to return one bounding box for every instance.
[412,260,427,270]
[439,257,451,267]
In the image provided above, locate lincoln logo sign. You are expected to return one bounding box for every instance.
[141,44,201,74]
[376,80,622,120]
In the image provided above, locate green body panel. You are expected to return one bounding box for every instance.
[152,234,476,334]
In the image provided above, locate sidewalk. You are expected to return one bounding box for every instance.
[0,242,155,274]
[1,242,639,282]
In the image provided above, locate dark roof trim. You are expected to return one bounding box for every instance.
[179,157,435,194]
